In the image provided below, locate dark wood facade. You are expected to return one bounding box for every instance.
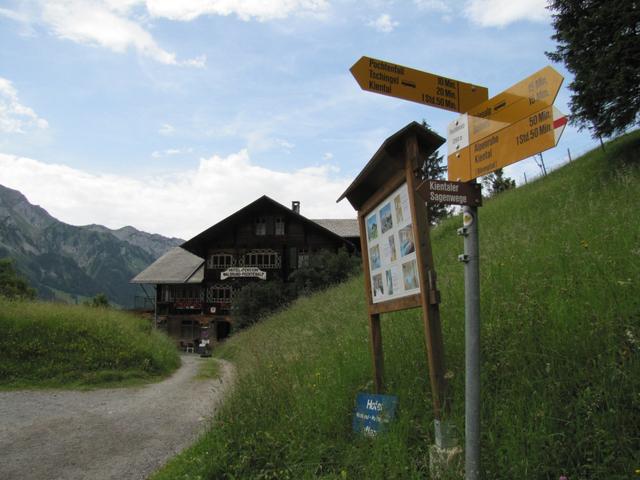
[141,196,356,348]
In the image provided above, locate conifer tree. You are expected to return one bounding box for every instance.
[420,120,450,225]
[546,0,640,138]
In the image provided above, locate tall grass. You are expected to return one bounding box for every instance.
[0,299,180,388]
[154,131,640,479]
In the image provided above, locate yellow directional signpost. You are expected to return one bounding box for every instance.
[349,57,568,480]
[350,56,488,113]
[447,66,565,181]
[448,105,568,182]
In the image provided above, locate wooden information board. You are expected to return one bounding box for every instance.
[338,122,449,419]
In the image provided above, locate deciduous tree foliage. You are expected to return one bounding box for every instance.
[546,0,640,138]
[482,168,516,197]
[0,258,36,300]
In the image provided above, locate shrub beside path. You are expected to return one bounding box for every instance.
[0,355,234,480]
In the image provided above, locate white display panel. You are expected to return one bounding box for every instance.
[365,182,420,304]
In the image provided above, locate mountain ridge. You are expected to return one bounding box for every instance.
[0,184,184,307]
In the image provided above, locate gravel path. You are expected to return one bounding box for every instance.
[0,355,234,480]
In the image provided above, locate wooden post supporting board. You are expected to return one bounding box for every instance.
[358,213,384,392]
[404,134,449,418]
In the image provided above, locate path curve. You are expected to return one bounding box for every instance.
[0,355,234,480]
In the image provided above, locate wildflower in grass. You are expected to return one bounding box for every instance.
[580,239,589,250]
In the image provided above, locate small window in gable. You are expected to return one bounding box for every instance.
[275,217,285,235]
[255,217,266,236]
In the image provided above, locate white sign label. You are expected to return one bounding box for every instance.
[447,113,469,154]
[221,267,267,280]
[365,183,420,304]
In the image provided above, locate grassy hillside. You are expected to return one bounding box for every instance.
[0,300,180,388]
[154,132,640,479]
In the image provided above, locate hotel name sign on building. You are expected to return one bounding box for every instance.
[220,267,266,280]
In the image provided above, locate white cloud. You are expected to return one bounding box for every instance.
[158,123,175,135]
[0,77,49,134]
[5,1,329,65]
[322,152,334,161]
[41,0,193,66]
[0,150,355,239]
[414,0,450,13]
[464,0,550,27]
[368,13,398,33]
[0,7,30,22]
[151,147,193,158]
[145,0,329,22]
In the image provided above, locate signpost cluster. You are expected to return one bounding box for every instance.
[347,55,567,479]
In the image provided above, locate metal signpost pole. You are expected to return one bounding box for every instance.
[459,204,480,479]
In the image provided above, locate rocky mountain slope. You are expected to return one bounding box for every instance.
[0,184,183,307]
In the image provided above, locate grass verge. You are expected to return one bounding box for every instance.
[196,357,222,381]
[153,132,640,479]
[0,299,180,389]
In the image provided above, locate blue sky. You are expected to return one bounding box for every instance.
[0,0,599,239]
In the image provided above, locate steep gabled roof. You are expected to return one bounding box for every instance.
[180,195,354,258]
[312,219,359,238]
[130,247,203,284]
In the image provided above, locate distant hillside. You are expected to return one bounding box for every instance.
[83,224,183,259]
[0,184,184,307]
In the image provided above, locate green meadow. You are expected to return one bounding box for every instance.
[0,300,180,389]
[60,132,640,480]
[164,132,637,478]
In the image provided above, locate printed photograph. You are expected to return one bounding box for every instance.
[367,213,378,241]
[380,202,393,234]
[373,273,384,297]
[402,260,419,291]
[385,269,394,295]
[394,194,404,224]
[398,225,415,257]
[388,234,397,262]
[369,245,381,270]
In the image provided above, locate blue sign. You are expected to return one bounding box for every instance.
[352,392,398,437]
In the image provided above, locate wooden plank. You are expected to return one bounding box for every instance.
[368,313,384,393]
[404,133,449,420]
[358,214,385,392]
[369,294,421,315]
[358,214,375,307]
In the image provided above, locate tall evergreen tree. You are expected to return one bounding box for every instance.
[420,120,450,225]
[546,0,640,138]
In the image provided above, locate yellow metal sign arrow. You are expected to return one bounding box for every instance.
[448,105,567,182]
[350,56,488,113]
[448,66,564,155]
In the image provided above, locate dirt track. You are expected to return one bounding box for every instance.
[0,355,233,480]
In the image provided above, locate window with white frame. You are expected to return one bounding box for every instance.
[208,253,235,269]
[207,284,233,304]
[275,217,285,235]
[241,249,281,268]
[255,217,266,236]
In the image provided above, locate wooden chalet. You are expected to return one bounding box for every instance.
[131,196,358,349]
